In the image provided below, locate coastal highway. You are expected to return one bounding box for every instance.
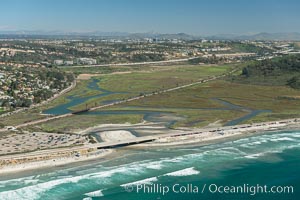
[89,118,300,149]
[2,118,299,161]
[0,67,240,132]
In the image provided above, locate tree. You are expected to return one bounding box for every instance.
[287,76,300,89]
[242,67,250,77]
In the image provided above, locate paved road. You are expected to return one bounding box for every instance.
[2,118,299,160]
[88,118,300,149]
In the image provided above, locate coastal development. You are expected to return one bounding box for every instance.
[0,36,300,174]
[1,1,300,200]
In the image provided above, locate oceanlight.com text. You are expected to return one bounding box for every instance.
[124,183,294,196]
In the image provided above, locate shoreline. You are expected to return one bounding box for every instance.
[136,119,300,147]
[0,148,113,175]
[138,125,300,148]
[0,118,300,174]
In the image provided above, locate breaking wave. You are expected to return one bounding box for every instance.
[121,177,158,187]
[163,167,200,177]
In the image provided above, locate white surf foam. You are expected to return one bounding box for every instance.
[270,137,296,142]
[242,141,263,147]
[0,176,35,187]
[163,167,200,177]
[24,179,39,185]
[144,162,163,170]
[121,177,158,187]
[0,164,143,200]
[2,130,299,200]
[244,153,266,159]
[291,133,300,138]
[84,189,104,197]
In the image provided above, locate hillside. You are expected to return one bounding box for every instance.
[234,55,300,89]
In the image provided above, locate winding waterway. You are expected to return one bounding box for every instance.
[43,78,272,128]
[43,79,128,115]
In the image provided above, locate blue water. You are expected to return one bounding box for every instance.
[43,79,127,115]
[0,130,299,200]
[211,98,271,126]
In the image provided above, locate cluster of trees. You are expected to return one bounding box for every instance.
[241,55,300,89]
[188,55,226,64]
[32,69,74,103]
[231,43,271,55]
[0,66,74,108]
[130,53,164,62]
[32,89,54,104]
[287,76,300,89]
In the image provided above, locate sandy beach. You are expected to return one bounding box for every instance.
[0,148,113,175]
[100,130,136,142]
[1,118,300,174]
[137,119,300,147]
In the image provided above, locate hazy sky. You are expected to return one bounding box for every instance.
[1,0,300,35]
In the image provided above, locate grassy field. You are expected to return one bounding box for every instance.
[96,80,300,127]
[99,65,231,92]
[67,64,235,111]
[0,108,47,127]
[4,62,300,133]
[33,79,300,133]
[2,64,234,127]
[25,114,143,133]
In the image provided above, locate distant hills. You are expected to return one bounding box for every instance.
[208,32,300,41]
[0,30,198,40]
[1,30,300,41]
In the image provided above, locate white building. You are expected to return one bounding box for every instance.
[54,60,64,65]
[76,58,97,65]
[64,61,74,65]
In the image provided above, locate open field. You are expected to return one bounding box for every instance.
[93,80,300,128]
[99,65,231,92]
[3,62,300,134]
[25,114,143,133]
[119,80,300,110]
[0,109,47,127]
[6,64,233,133]
[27,79,300,133]
[67,64,235,111]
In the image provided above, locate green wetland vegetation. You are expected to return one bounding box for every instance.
[3,55,300,133]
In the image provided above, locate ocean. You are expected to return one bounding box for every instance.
[0,129,299,200]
